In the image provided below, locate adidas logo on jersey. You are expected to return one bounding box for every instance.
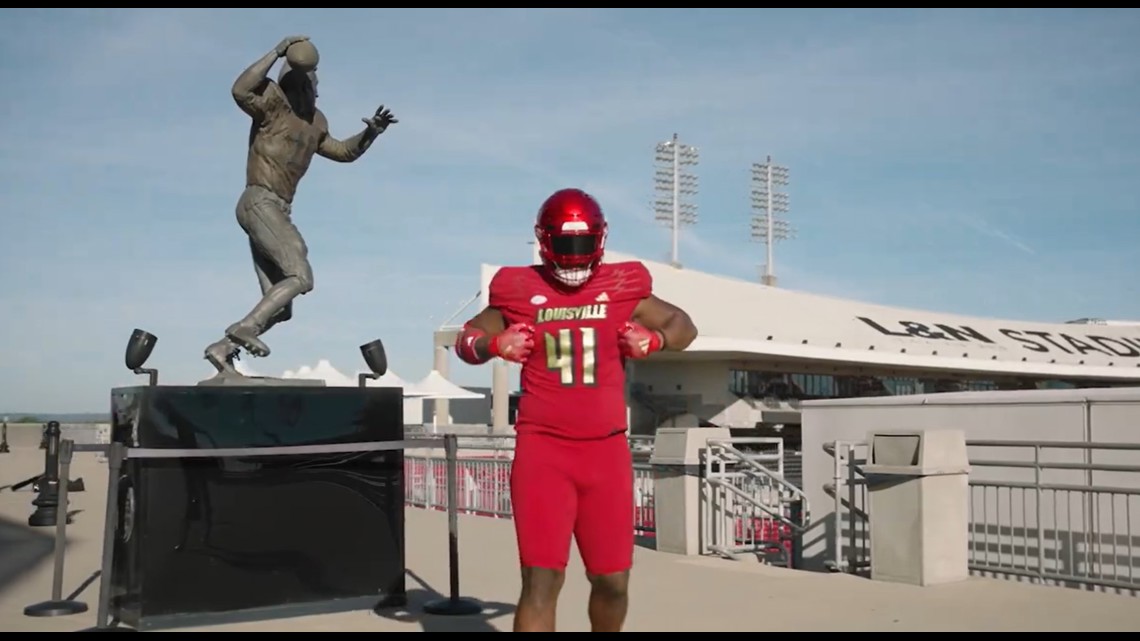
[595,292,609,302]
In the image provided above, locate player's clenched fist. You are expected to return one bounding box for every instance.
[489,323,536,363]
[618,321,664,359]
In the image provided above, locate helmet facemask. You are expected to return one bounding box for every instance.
[537,224,607,288]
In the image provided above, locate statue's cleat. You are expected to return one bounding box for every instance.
[226,323,270,358]
[204,339,241,375]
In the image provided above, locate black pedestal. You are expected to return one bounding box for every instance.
[106,384,406,630]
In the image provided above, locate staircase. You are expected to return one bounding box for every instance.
[702,437,810,567]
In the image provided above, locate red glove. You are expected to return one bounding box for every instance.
[618,321,664,359]
[488,323,535,363]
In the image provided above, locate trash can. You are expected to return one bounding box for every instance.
[863,429,970,586]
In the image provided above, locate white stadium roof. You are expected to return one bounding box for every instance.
[478,250,1140,382]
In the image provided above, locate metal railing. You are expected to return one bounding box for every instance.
[403,433,658,535]
[821,440,870,574]
[404,434,812,565]
[824,439,1140,592]
[402,431,657,457]
[702,437,809,566]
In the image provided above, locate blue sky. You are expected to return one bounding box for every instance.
[2,8,1139,412]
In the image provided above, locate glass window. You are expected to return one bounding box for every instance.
[727,368,1132,401]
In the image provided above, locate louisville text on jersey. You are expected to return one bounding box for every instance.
[534,304,609,325]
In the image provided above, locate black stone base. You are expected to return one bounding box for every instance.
[105,384,406,630]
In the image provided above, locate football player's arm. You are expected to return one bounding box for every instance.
[632,295,698,351]
[317,126,379,163]
[232,48,286,121]
[454,306,507,365]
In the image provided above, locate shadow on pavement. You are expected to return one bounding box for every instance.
[0,514,54,598]
[373,569,515,632]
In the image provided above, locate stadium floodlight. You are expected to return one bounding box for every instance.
[750,156,792,286]
[653,133,699,268]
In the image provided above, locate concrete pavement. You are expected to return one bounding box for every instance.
[2,448,1139,632]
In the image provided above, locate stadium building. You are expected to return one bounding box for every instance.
[432,249,1140,445]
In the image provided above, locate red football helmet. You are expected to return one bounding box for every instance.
[534,188,608,287]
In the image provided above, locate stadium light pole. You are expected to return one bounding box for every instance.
[750,156,792,286]
[654,133,699,268]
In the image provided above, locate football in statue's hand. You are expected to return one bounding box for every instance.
[286,40,319,72]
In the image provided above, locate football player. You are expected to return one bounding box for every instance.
[454,188,698,632]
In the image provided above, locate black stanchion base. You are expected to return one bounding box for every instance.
[27,507,59,528]
[23,599,89,617]
[422,596,484,616]
[76,626,138,632]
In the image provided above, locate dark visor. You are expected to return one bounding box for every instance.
[551,234,597,256]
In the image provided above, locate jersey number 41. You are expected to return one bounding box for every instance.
[544,328,597,386]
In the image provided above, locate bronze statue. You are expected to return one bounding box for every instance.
[203,36,397,380]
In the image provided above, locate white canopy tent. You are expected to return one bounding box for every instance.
[281,359,353,385]
[407,370,485,400]
[365,370,432,396]
[367,370,406,388]
[406,370,486,431]
[280,359,431,397]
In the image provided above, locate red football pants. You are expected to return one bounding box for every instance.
[510,431,634,576]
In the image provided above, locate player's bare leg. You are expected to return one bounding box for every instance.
[586,570,629,632]
[514,567,565,632]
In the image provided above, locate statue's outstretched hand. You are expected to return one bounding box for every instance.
[275,35,309,57]
[362,105,398,133]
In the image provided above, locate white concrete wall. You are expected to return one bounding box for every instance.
[632,361,730,400]
[799,387,1140,588]
[628,360,765,433]
[628,359,809,432]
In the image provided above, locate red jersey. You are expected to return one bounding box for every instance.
[489,261,653,440]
